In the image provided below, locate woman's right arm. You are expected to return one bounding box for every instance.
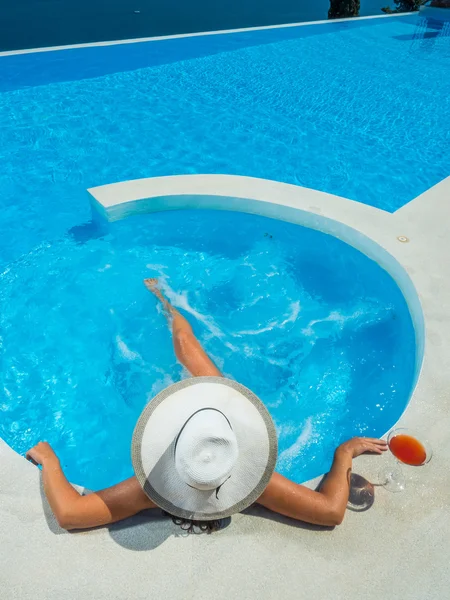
[257,437,387,527]
[26,442,156,530]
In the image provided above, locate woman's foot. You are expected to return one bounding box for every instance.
[143,278,174,315]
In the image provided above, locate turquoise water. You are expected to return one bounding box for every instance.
[1,15,442,489]
[0,211,416,490]
[0,16,449,269]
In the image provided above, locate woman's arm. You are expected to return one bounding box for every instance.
[26,442,156,530]
[257,437,387,527]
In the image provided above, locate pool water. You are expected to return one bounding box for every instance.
[0,210,416,490]
[0,15,449,269]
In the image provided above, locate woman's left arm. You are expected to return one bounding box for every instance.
[26,442,156,530]
[257,437,387,527]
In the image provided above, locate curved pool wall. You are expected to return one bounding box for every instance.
[88,174,425,403]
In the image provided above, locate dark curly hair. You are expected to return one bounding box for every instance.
[163,511,223,534]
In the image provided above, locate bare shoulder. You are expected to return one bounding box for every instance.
[96,476,157,511]
[256,472,326,520]
[257,471,309,503]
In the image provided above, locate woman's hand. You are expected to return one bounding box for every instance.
[337,437,388,459]
[26,441,59,467]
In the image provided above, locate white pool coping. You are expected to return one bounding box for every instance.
[0,12,415,57]
[2,174,449,599]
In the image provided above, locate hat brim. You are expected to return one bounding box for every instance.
[131,377,278,521]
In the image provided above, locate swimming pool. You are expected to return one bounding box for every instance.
[0,210,416,490]
[0,15,449,269]
[0,14,442,490]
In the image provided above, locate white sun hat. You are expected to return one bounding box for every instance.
[132,376,278,521]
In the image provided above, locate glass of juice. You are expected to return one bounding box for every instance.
[381,428,432,492]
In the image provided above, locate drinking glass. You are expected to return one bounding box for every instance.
[380,428,432,492]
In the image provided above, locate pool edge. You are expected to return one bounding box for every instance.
[0,12,417,57]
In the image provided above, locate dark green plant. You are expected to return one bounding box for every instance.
[381,0,427,13]
[328,0,361,19]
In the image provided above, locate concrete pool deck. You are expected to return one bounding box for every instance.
[1,174,449,599]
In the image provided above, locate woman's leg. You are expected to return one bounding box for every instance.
[144,278,222,377]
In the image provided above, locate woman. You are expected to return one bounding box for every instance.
[27,279,387,532]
